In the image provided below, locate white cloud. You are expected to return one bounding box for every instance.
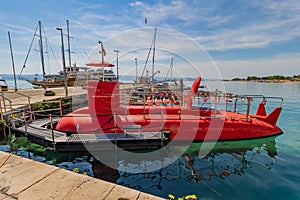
[129,1,200,26]
[0,21,35,34]
[1,0,300,77]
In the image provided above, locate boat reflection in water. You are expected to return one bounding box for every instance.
[114,136,278,198]
[0,135,278,198]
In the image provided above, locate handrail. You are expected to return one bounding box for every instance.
[0,93,15,128]
[14,91,32,99]
[0,94,12,103]
[264,96,284,107]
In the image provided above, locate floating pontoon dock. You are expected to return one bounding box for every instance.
[11,117,169,152]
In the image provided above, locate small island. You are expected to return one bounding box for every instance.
[231,74,300,82]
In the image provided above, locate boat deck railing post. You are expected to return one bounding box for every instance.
[234,98,238,113]
[59,99,63,117]
[160,131,163,147]
[0,100,3,123]
[225,94,228,112]
[246,97,251,120]
[179,103,181,119]
[0,93,15,128]
[15,91,33,122]
[28,97,33,122]
[0,100,6,140]
[22,110,28,137]
[143,95,146,119]
[9,101,15,128]
[214,93,217,118]
[50,114,56,151]
[113,113,117,149]
[1,91,6,113]
[160,111,164,129]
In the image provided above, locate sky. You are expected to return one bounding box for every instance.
[0,0,299,79]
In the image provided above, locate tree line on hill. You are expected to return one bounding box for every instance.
[231,74,300,82]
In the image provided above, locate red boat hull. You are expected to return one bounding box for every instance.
[55,79,283,141]
[56,106,283,141]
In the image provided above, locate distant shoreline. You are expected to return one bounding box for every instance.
[228,75,300,83]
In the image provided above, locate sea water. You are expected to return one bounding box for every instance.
[0,78,299,200]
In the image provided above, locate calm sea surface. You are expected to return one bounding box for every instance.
[0,75,299,200]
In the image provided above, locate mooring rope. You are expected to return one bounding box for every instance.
[0,153,11,169]
[200,181,227,200]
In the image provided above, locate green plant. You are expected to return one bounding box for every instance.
[44,90,55,96]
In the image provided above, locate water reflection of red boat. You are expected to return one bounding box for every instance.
[55,49,283,142]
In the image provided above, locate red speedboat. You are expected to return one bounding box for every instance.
[56,73,283,142]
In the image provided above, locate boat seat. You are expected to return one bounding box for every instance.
[123,125,141,137]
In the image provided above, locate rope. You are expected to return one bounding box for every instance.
[200,181,227,200]
[19,23,39,79]
[0,153,11,169]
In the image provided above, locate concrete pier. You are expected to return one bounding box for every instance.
[0,86,164,199]
[0,151,163,200]
[2,87,86,108]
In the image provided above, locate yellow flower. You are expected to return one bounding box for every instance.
[185,194,197,199]
[73,168,79,173]
[168,194,175,200]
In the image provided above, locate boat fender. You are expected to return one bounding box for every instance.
[163,97,170,105]
[155,97,162,106]
[147,96,153,106]
[171,94,180,105]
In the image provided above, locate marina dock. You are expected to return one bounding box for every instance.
[0,151,163,199]
[12,117,169,152]
[1,87,86,108]
[0,86,169,151]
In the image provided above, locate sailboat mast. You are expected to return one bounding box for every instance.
[66,20,72,68]
[151,28,157,83]
[38,21,46,81]
[170,57,173,78]
[8,31,18,91]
